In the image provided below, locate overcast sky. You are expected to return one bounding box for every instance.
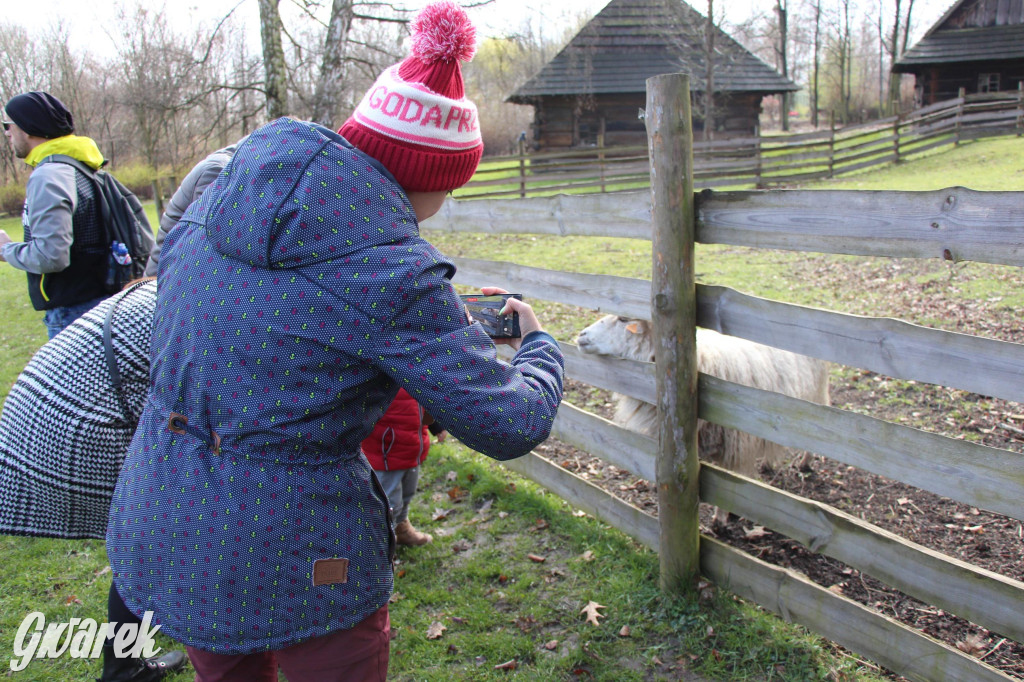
[13,0,953,61]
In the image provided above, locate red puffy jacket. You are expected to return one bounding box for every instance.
[361,389,430,471]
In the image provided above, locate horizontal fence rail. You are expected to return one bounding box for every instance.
[457,90,1024,199]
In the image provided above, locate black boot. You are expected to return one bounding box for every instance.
[98,641,187,682]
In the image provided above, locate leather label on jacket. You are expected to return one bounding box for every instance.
[312,558,350,586]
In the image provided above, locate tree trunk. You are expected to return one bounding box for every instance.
[310,0,355,127]
[812,0,821,128]
[776,0,789,131]
[703,0,715,141]
[258,0,289,119]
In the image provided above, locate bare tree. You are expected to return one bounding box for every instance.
[258,0,290,118]
[310,0,355,126]
[775,0,790,131]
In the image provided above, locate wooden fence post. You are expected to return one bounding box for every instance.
[828,111,836,178]
[892,99,901,163]
[1017,82,1023,137]
[754,122,763,189]
[955,87,965,146]
[152,179,164,216]
[597,131,607,194]
[518,135,527,199]
[645,73,700,594]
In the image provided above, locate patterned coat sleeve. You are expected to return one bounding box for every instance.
[372,260,564,461]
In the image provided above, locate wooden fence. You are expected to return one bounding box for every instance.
[429,73,1024,682]
[458,85,1024,200]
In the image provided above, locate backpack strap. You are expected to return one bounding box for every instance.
[103,280,150,424]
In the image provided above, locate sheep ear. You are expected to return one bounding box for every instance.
[625,322,641,334]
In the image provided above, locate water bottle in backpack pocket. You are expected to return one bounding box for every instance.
[106,240,134,291]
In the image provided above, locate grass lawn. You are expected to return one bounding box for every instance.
[0,136,1020,680]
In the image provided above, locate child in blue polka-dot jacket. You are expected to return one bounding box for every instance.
[106,3,564,680]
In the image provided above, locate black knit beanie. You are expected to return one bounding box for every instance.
[4,91,75,139]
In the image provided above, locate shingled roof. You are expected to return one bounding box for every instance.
[894,0,1024,70]
[508,0,798,103]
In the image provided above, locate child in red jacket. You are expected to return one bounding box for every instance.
[361,389,444,546]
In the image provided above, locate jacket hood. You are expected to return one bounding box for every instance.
[28,135,105,169]
[180,118,419,269]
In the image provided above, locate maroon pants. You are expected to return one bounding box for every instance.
[186,606,390,682]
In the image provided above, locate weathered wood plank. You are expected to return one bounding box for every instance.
[699,374,1024,521]
[701,463,1024,643]
[550,402,657,482]
[428,192,650,239]
[560,343,657,404]
[449,258,651,321]
[697,187,1024,266]
[500,451,660,550]
[648,72,701,591]
[701,538,1016,682]
[696,284,1024,406]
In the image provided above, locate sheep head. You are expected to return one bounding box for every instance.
[576,315,655,363]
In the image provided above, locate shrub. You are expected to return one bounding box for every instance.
[0,183,25,217]
[109,162,157,200]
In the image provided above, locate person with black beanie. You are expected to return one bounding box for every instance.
[0,91,152,339]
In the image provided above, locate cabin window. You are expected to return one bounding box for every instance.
[978,73,1000,93]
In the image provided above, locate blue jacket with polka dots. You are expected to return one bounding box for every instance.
[107,118,564,654]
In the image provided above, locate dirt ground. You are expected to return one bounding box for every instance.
[534,255,1024,680]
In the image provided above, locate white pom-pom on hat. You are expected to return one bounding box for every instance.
[411,0,477,64]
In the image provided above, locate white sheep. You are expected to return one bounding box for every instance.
[576,316,830,521]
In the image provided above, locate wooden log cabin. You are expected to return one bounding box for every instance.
[893,0,1024,105]
[506,0,798,152]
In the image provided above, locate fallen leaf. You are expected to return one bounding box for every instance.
[494,659,517,670]
[426,622,446,640]
[432,507,453,521]
[618,625,631,637]
[514,615,537,632]
[743,525,770,540]
[531,518,550,532]
[527,553,546,563]
[396,569,406,578]
[544,640,559,650]
[65,595,82,606]
[580,600,605,626]
[447,486,467,502]
[477,498,493,515]
[964,525,985,533]
[498,511,509,519]
[446,471,458,482]
[580,550,595,562]
[451,616,467,624]
[828,583,845,595]
[956,633,988,656]
[474,656,487,666]
[447,644,459,654]
[94,566,111,577]
[452,539,472,553]
[389,591,405,604]
[897,497,911,505]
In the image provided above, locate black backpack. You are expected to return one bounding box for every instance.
[46,155,153,293]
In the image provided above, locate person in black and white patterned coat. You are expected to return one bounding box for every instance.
[0,278,186,681]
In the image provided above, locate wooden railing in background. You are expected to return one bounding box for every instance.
[457,86,1024,200]
[428,73,1024,681]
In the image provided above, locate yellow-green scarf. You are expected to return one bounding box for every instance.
[25,135,105,170]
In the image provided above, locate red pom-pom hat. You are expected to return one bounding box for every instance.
[339,1,483,193]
